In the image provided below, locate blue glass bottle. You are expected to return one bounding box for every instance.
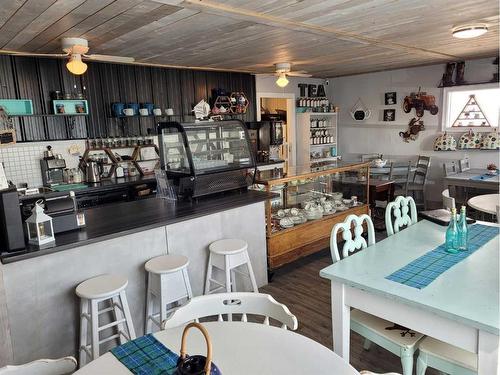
[457,206,468,251]
[445,208,459,254]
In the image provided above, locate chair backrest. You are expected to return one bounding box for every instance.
[388,161,412,195]
[0,357,77,375]
[361,153,381,162]
[161,292,298,331]
[443,161,458,177]
[330,214,375,263]
[412,155,431,185]
[360,372,402,375]
[441,189,455,211]
[459,158,471,172]
[385,196,418,236]
[496,205,500,224]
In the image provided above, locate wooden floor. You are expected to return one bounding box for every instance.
[260,240,440,374]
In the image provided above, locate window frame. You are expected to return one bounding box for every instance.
[441,82,499,132]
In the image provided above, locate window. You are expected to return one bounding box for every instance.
[442,83,500,131]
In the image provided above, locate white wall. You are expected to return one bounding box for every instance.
[255,75,329,99]
[328,58,499,203]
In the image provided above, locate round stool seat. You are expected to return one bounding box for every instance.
[76,274,128,299]
[209,239,248,255]
[145,254,189,274]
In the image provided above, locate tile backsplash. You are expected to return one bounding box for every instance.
[0,140,85,187]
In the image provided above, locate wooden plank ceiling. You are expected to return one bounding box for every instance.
[0,0,498,77]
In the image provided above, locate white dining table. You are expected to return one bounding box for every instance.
[320,220,499,374]
[468,194,500,215]
[74,321,359,375]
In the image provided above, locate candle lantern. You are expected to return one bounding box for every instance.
[25,201,55,247]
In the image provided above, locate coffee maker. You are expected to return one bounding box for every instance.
[40,146,66,186]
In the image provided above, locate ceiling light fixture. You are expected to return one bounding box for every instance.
[452,24,488,39]
[66,54,87,75]
[276,73,289,88]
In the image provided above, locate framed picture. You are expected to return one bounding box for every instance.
[383,109,396,121]
[385,92,397,105]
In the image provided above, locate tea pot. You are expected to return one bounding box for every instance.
[175,323,222,375]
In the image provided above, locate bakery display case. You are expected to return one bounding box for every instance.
[254,161,370,270]
[157,119,256,198]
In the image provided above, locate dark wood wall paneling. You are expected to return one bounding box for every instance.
[0,55,256,142]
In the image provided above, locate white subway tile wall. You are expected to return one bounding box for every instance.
[0,140,85,187]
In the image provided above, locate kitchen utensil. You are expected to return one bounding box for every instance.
[86,161,102,183]
[139,108,149,116]
[123,108,134,116]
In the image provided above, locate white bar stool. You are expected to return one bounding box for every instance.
[204,238,258,295]
[76,274,136,367]
[144,254,193,334]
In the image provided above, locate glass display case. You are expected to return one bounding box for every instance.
[158,120,256,198]
[254,161,370,270]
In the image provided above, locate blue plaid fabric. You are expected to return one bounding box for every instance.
[386,224,499,289]
[470,170,499,181]
[111,334,179,375]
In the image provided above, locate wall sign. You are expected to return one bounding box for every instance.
[298,83,326,97]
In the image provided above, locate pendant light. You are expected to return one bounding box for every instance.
[452,24,488,39]
[66,54,88,75]
[276,73,289,88]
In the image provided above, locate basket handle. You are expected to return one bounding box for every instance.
[180,322,212,374]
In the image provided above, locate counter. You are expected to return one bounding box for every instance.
[0,189,270,366]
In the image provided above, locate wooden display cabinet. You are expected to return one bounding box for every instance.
[255,161,370,270]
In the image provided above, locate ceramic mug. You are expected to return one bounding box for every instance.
[111,102,125,117]
[56,104,65,114]
[165,108,174,116]
[153,108,162,116]
[141,103,154,115]
[123,108,134,116]
[139,108,149,116]
[127,103,139,115]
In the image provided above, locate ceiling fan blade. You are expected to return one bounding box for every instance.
[254,73,277,77]
[0,49,68,58]
[287,72,312,77]
[84,54,135,63]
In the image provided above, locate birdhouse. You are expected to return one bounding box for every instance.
[25,202,55,247]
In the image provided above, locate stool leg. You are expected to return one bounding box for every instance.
[160,274,168,328]
[245,252,259,292]
[90,299,100,361]
[119,291,136,340]
[204,253,213,295]
[112,296,126,344]
[145,273,154,334]
[225,256,232,321]
[79,298,89,367]
[182,268,193,299]
[230,270,237,292]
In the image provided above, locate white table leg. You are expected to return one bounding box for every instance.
[331,281,350,360]
[478,330,499,375]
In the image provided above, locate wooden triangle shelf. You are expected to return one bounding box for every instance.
[452,94,491,127]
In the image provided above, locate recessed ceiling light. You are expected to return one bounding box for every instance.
[452,24,488,39]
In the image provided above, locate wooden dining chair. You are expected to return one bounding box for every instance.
[407,155,431,209]
[385,196,418,236]
[330,214,424,375]
[417,337,477,375]
[0,357,77,375]
[161,292,298,330]
[388,161,412,196]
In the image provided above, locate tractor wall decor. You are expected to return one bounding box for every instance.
[403,88,439,117]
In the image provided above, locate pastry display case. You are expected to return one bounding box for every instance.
[254,161,370,270]
[158,120,256,198]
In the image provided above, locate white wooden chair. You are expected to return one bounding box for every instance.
[385,196,418,236]
[442,188,455,211]
[0,357,77,375]
[417,337,477,375]
[161,292,298,330]
[330,214,424,375]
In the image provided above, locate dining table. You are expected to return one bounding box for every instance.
[320,220,499,374]
[468,193,499,216]
[444,168,500,195]
[74,321,359,374]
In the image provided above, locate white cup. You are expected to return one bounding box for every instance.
[165,108,174,116]
[139,108,149,116]
[153,108,162,116]
[123,108,134,116]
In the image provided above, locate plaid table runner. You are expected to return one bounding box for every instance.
[111,334,179,375]
[386,224,499,289]
[470,170,499,181]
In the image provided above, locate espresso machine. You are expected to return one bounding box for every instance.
[40,146,66,186]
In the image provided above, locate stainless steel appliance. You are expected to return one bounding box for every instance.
[158,119,256,198]
[40,158,66,186]
[245,120,283,162]
[86,161,102,183]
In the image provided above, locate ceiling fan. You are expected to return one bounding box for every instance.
[256,63,312,87]
[3,37,134,75]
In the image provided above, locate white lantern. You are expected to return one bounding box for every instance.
[25,202,55,247]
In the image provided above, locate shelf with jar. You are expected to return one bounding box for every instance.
[296,112,338,165]
[254,161,370,270]
[80,136,160,179]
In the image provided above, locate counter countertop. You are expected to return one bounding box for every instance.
[1,189,272,264]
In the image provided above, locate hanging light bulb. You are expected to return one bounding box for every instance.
[276,73,289,88]
[66,54,88,75]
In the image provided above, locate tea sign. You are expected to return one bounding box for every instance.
[298,83,326,97]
